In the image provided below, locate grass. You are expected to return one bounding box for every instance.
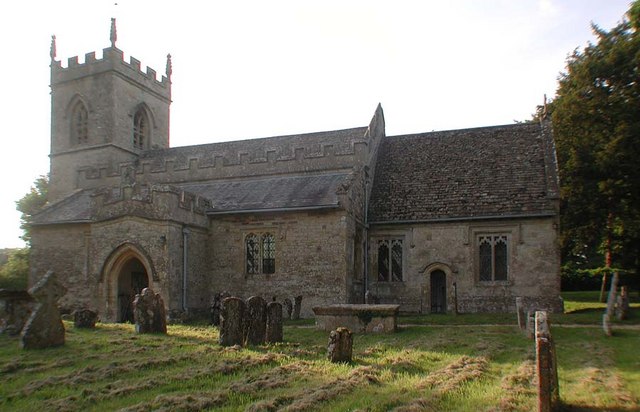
[0,293,638,411]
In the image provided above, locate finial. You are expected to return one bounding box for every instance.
[542,94,548,120]
[110,17,117,47]
[166,54,173,78]
[50,35,57,60]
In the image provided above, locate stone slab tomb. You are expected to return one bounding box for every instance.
[313,304,400,333]
[20,270,67,349]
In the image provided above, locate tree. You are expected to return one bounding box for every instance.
[0,248,29,289]
[16,175,49,246]
[551,1,640,292]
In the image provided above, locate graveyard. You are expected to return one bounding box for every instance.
[0,291,638,411]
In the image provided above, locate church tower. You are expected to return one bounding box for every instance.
[48,19,171,202]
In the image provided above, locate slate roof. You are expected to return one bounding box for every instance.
[31,190,94,225]
[180,173,348,213]
[368,122,558,223]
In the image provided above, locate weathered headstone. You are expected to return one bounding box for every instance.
[292,295,303,320]
[133,288,167,334]
[219,297,245,347]
[0,290,35,336]
[526,310,536,339]
[210,291,230,326]
[74,309,97,329]
[535,311,559,412]
[245,296,267,345]
[327,327,353,363]
[266,301,283,343]
[615,286,630,321]
[20,271,67,349]
[282,298,293,320]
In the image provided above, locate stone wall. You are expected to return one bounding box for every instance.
[208,209,350,318]
[368,217,562,313]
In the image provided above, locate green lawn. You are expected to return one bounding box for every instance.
[0,293,638,411]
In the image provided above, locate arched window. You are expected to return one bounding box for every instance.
[245,232,276,275]
[71,101,88,144]
[377,238,403,282]
[133,109,149,150]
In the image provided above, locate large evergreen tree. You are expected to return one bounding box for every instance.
[16,175,49,246]
[552,2,640,282]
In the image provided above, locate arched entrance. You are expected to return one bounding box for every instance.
[116,257,149,323]
[101,242,156,323]
[430,270,447,314]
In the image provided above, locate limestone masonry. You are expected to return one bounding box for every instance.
[30,20,563,321]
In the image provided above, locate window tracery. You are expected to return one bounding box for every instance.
[377,238,403,282]
[71,101,88,144]
[133,109,149,149]
[478,234,509,281]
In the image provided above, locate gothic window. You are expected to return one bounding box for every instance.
[262,233,275,274]
[377,238,403,282]
[71,101,88,144]
[133,109,149,150]
[478,234,509,281]
[246,232,276,274]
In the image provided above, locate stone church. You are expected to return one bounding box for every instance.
[30,21,563,321]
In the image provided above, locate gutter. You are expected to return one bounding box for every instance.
[206,203,340,216]
[182,226,189,312]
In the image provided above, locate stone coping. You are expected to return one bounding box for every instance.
[312,304,400,316]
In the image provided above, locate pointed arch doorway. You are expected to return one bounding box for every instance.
[116,258,149,323]
[101,243,156,323]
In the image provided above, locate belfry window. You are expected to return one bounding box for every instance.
[377,238,403,282]
[478,234,509,281]
[246,232,276,274]
[133,109,149,150]
[71,101,88,144]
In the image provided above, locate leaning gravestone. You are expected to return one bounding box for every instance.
[133,288,167,334]
[266,301,283,343]
[220,297,245,347]
[245,296,267,345]
[74,309,97,329]
[20,270,66,349]
[292,295,303,320]
[327,327,353,363]
[282,298,293,320]
[535,311,559,412]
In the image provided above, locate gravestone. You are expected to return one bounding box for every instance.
[282,298,293,320]
[74,309,97,329]
[219,297,245,347]
[292,295,303,320]
[0,290,35,336]
[615,286,630,321]
[327,327,353,363]
[133,288,167,334]
[535,311,559,412]
[245,296,267,345]
[526,310,536,339]
[266,301,283,343]
[210,291,230,326]
[20,271,66,349]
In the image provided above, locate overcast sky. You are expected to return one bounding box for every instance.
[0,0,632,248]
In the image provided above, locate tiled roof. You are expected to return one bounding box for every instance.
[180,173,348,213]
[368,123,558,223]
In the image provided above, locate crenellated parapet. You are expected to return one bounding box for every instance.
[76,127,371,188]
[90,184,209,227]
[51,46,170,100]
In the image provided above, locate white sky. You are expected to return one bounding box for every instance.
[0,0,632,248]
